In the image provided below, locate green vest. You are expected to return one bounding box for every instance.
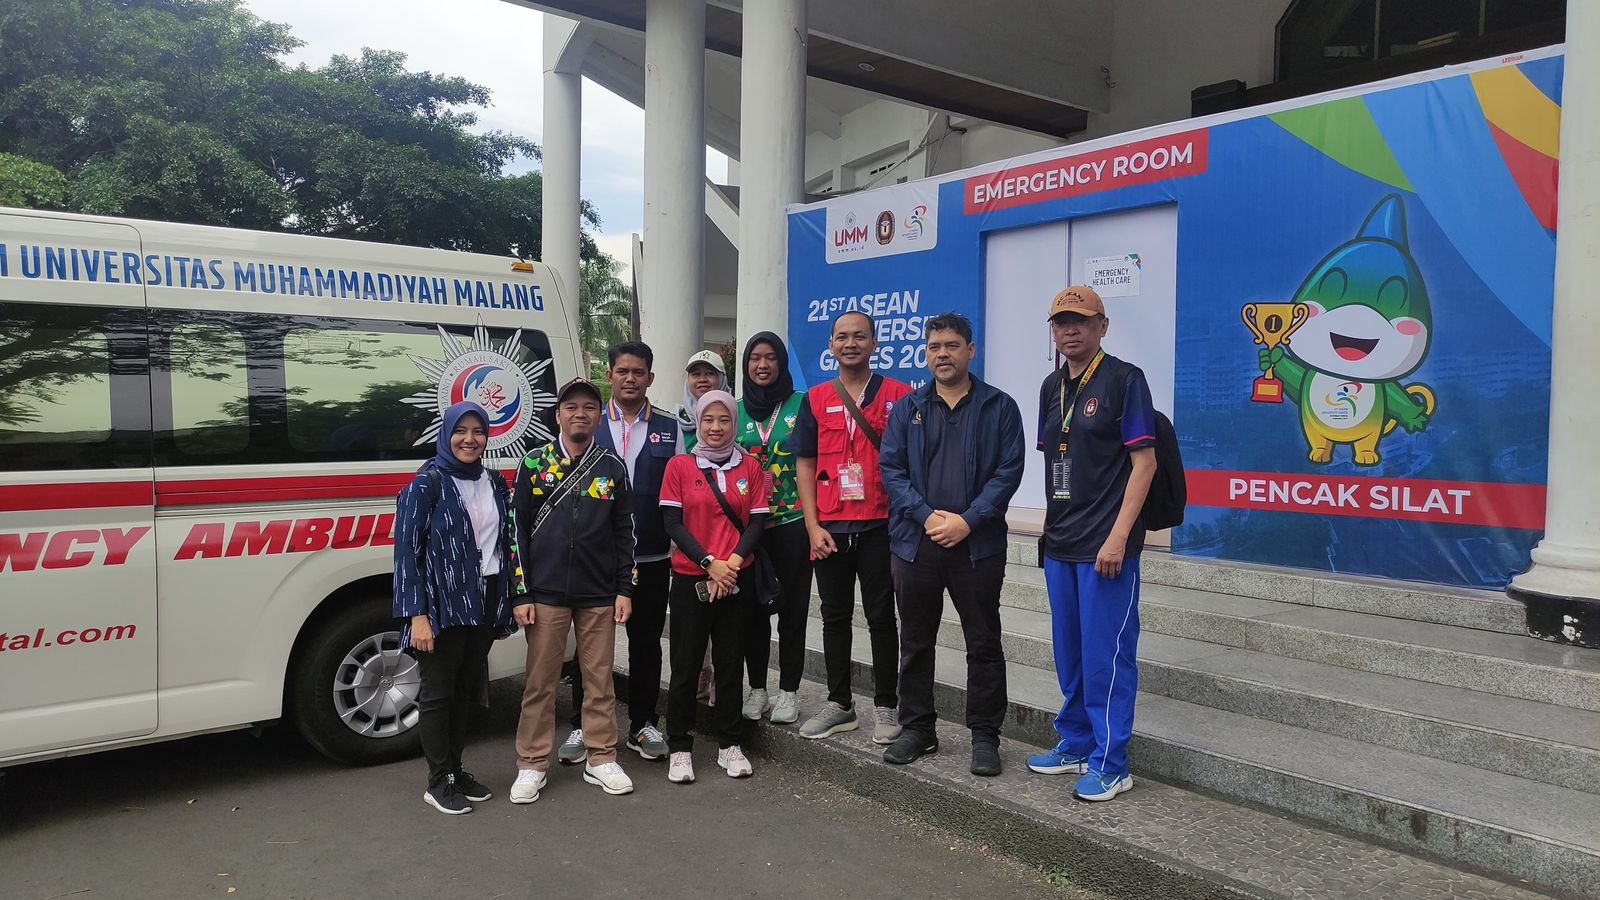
[736,392,805,527]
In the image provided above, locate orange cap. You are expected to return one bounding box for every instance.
[1048,285,1106,320]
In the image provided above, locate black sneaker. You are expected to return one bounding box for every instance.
[971,741,1003,777]
[882,729,938,765]
[423,775,473,815]
[455,769,492,802]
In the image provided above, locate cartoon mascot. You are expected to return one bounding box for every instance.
[1259,194,1436,467]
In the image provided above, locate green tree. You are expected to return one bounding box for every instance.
[0,0,604,258]
[578,251,634,381]
[0,153,67,207]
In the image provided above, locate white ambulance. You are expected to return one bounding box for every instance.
[0,207,579,766]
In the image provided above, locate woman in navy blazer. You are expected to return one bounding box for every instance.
[394,401,520,815]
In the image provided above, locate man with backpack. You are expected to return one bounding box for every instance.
[1025,286,1158,803]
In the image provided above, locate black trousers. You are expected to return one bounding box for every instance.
[569,558,671,732]
[892,537,1008,740]
[415,622,495,788]
[666,569,753,752]
[744,520,813,692]
[814,524,898,709]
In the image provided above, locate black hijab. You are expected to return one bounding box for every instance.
[741,332,795,421]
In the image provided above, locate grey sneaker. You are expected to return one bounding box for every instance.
[627,724,668,760]
[872,706,902,745]
[742,688,771,721]
[769,690,801,725]
[799,701,859,740]
[558,728,587,765]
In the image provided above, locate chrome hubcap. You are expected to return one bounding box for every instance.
[332,631,421,738]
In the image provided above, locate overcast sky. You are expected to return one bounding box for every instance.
[244,0,724,270]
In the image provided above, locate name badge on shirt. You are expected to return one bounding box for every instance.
[838,461,866,501]
[1051,457,1072,502]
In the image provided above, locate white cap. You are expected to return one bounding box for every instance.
[685,349,726,373]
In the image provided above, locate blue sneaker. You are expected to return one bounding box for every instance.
[1025,742,1090,775]
[1073,772,1133,802]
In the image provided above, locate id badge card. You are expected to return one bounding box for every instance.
[1051,456,1072,502]
[838,461,867,501]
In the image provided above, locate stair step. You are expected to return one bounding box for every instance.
[812,598,1600,793]
[612,632,1557,900]
[1136,585,1600,712]
[1004,538,1528,635]
[793,618,1600,896]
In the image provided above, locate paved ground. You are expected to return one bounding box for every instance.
[0,689,1097,900]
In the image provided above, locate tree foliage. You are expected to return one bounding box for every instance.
[578,251,634,380]
[0,0,605,259]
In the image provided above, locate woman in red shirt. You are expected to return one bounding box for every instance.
[660,391,771,782]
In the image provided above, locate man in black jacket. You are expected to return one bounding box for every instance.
[879,312,1026,777]
[508,379,637,801]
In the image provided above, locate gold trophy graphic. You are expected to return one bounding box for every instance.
[1242,302,1309,404]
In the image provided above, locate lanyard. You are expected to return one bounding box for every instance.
[607,399,648,461]
[1059,350,1105,441]
[838,379,869,444]
[752,405,783,448]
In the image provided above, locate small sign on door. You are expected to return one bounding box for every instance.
[1085,253,1142,298]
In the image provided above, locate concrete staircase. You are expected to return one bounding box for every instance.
[792,540,1600,897]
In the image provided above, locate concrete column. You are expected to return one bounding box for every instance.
[1508,4,1600,648]
[542,26,583,347]
[641,0,706,396]
[735,0,807,351]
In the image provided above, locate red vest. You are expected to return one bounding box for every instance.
[806,376,913,523]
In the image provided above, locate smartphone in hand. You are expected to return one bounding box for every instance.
[694,579,712,603]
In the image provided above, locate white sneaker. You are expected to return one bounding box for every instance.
[509,768,546,804]
[742,688,771,721]
[769,690,801,725]
[583,761,634,795]
[718,745,754,778]
[668,751,696,784]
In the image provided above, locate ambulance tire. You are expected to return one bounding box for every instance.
[291,598,422,766]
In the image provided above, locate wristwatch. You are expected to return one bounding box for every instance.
[699,554,715,570]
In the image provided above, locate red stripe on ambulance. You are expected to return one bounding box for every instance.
[173,514,396,560]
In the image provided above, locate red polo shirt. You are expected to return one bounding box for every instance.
[659,450,771,576]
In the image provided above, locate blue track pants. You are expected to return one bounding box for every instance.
[1043,555,1141,778]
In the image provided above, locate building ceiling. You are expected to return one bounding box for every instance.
[504,0,1095,138]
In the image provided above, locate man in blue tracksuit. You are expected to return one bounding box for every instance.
[1027,286,1158,803]
[880,312,1025,778]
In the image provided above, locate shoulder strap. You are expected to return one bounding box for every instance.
[832,379,883,449]
[702,464,748,534]
[528,448,605,538]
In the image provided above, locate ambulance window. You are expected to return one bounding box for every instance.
[168,324,249,455]
[0,311,112,459]
[281,326,441,461]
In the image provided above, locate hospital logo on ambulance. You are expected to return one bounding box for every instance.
[403,321,556,459]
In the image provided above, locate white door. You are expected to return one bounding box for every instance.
[981,206,1179,538]
[0,215,158,760]
[1068,205,1179,546]
[983,221,1070,517]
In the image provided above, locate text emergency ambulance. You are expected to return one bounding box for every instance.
[0,207,579,766]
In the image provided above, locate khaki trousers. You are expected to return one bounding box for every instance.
[515,604,618,769]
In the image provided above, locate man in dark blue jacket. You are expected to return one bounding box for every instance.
[879,312,1025,776]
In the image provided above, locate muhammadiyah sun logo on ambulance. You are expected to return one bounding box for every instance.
[402,321,556,458]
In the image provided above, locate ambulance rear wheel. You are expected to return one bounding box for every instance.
[292,599,422,765]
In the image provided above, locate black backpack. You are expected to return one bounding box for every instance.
[1140,411,1186,531]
